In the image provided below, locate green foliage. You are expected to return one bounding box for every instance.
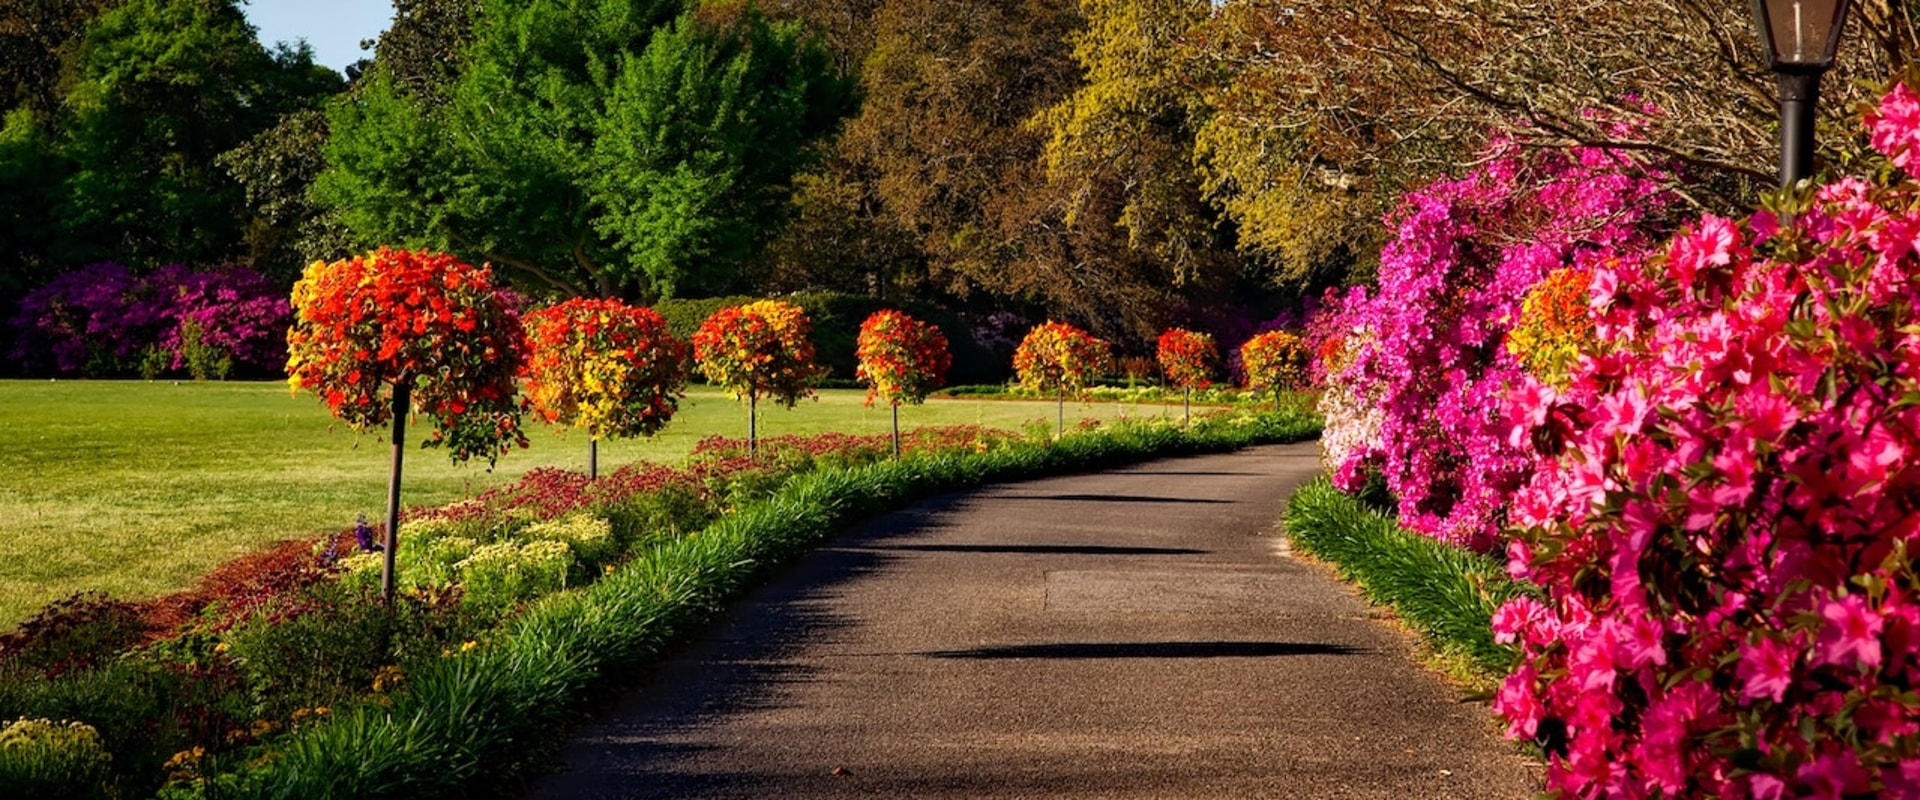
[0,717,114,800]
[1283,478,1531,682]
[315,0,853,300]
[0,108,69,299]
[58,0,342,267]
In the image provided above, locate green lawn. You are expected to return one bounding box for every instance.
[0,380,1185,626]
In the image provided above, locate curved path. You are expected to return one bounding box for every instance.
[524,442,1538,799]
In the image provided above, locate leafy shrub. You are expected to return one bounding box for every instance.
[520,515,618,575]
[855,309,951,407]
[0,718,113,800]
[1495,84,1920,797]
[0,591,148,678]
[1013,321,1112,398]
[6,263,290,378]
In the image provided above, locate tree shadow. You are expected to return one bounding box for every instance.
[920,641,1366,660]
[868,543,1207,556]
[1010,493,1233,504]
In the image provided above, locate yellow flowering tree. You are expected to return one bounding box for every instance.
[692,300,824,455]
[522,298,690,478]
[1013,321,1113,437]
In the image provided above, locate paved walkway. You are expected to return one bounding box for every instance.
[524,442,1539,799]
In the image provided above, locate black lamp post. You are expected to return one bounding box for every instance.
[1752,0,1855,187]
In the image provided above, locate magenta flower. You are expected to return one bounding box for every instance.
[1814,594,1885,670]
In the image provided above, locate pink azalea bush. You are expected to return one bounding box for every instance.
[1494,83,1920,797]
[1316,137,1672,549]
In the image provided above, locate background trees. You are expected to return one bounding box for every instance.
[315,0,854,301]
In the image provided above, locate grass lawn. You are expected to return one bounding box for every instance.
[0,379,1186,626]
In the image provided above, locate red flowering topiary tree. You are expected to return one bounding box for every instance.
[522,298,690,479]
[1013,321,1112,437]
[1494,83,1920,797]
[692,299,823,456]
[1156,328,1217,426]
[855,310,951,457]
[286,247,528,598]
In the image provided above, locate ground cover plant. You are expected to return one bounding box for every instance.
[0,381,1182,627]
[0,406,1320,799]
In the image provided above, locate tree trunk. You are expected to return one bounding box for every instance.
[749,392,759,458]
[589,438,599,480]
[891,402,901,459]
[1056,387,1065,438]
[381,380,411,602]
[1184,386,1192,429]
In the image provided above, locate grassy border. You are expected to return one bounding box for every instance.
[184,414,1320,799]
[1282,477,1534,686]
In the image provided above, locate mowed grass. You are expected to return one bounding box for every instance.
[0,380,1187,626]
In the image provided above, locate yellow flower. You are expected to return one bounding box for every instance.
[213,642,230,654]
[460,640,478,653]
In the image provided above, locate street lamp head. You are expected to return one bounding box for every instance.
[1752,0,1854,73]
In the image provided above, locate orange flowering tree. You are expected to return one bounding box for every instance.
[286,247,528,597]
[1013,321,1113,437]
[522,298,691,479]
[1156,328,1218,426]
[1240,330,1310,403]
[692,299,824,455]
[855,310,952,456]
[1504,266,1595,387]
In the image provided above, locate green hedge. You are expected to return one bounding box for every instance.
[654,292,1007,385]
[1283,478,1533,681]
[186,412,1319,798]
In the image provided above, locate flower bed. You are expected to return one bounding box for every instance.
[0,413,1317,799]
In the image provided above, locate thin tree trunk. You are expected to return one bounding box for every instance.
[382,380,411,602]
[891,402,901,459]
[1057,387,1065,438]
[589,438,598,480]
[750,392,759,458]
[1184,387,1192,429]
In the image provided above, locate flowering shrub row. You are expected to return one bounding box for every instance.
[1490,86,1920,797]
[1313,135,1672,549]
[8,263,290,378]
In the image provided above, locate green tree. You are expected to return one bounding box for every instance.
[58,0,341,267]
[0,0,125,120]
[0,108,68,299]
[314,0,853,300]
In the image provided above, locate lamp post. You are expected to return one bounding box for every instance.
[1751,0,1855,187]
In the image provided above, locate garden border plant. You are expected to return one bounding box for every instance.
[146,409,1320,798]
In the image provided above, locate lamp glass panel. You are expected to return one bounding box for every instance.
[1765,0,1843,64]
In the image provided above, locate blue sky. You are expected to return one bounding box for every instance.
[241,0,397,73]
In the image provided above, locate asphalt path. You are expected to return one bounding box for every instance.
[524,442,1539,799]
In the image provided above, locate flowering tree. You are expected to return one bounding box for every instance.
[1013,321,1112,437]
[692,299,823,456]
[1238,330,1308,398]
[522,298,690,479]
[1312,136,1672,549]
[1156,328,1217,426]
[854,310,951,456]
[1494,84,1920,797]
[286,247,528,597]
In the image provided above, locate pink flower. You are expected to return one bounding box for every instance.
[1737,634,1800,704]
[1494,665,1545,739]
[1814,594,1885,670]
[1491,596,1548,645]
[1797,750,1871,800]
[1869,82,1920,171]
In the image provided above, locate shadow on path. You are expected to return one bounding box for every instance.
[920,641,1368,660]
[1011,493,1233,504]
[864,543,1207,556]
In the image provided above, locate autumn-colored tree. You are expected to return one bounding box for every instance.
[1155,327,1216,426]
[286,247,528,597]
[1239,330,1308,403]
[854,309,951,456]
[1184,0,1920,256]
[692,299,824,455]
[522,298,690,478]
[1013,321,1112,437]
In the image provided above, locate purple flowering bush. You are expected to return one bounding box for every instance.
[1315,136,1673,550]
[8,263,291,378]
